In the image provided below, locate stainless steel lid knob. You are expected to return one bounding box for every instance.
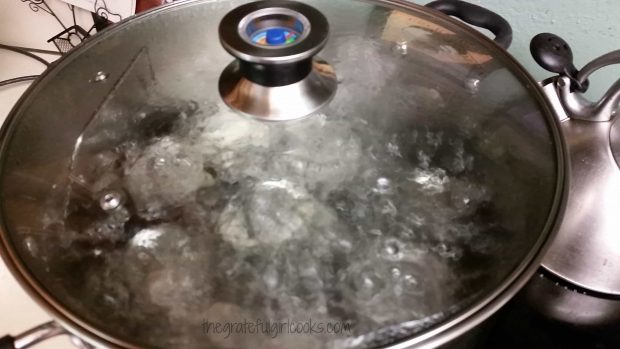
[218,0,337,121]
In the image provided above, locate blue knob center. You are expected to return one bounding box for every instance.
[266,28,287,45]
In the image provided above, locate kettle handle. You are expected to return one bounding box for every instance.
[425,0,513,49]
[531,33,620,122]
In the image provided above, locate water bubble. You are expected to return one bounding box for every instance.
[403,274,418,286]
[103,294,116,304]
[391,267,401,278]
[131,228,163,249]
[387,142,402,157]
[99,190,124,211]
[393,40,408,55]
[380,199,398,216]
[154,157,167,167]
[369,229,383,236]
[408,167,449,193]
[337,239,353,252]
[93,71,108,82]
[362,276,375,289]
[396,273,424,297]
[382,238,403,261]
[24,236,38,257]
[374,177,392,194]
[385,243,399,255]
[173,154,192,167]
[350,267,386,300]
[293,160,305,170]
[436,243,448,253]
[435,243,462,261]
[465,78,481,94]
[263,267,279,289]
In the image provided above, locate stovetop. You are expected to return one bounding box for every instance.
[479,273,620,349]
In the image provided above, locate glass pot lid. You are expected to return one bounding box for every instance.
[0,0,563,348]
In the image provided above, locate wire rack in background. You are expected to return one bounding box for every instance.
[2,0,180,87]
[0,0,114,87]
[47,25,90,54]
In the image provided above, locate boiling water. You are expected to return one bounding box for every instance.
[34,35,518,349]
[39,95,510,348]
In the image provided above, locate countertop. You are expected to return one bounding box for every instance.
[0,1,92,348]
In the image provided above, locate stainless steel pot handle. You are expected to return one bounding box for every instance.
[531,33,620,121]
[0,322,64,349]
[425,0,513,49]
[0,322,93,349]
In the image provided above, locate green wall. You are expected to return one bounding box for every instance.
[410,0,620,99]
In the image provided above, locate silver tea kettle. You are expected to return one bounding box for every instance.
[529,32,620,322]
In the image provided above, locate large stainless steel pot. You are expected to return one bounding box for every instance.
[0,0,617,348]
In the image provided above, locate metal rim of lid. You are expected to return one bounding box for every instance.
[219,0,329,64]
[611,118,620,169]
